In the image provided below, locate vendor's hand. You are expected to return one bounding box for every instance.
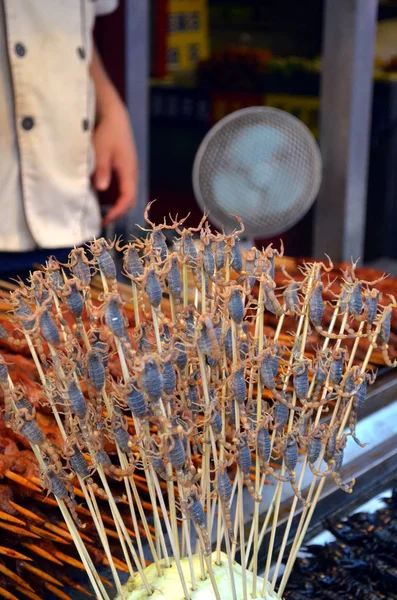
[93,99,138,226]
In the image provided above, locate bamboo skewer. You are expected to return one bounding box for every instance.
[29,443,109,600]
[251,279,265,598]
[1,215,393,600]
[277,290,370,595]
[78,278,158,579]
[262,267,315,595]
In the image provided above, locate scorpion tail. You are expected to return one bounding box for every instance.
[66,498,85,529]
[244,473,262,503]
[221,501,236,544]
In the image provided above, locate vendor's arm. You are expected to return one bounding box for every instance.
[90,45,138,225]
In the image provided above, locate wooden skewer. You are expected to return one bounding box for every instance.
[4,470,41,492]
[247,478,276,572]
[78,289,161,582]
[0,547,32,561]
[113,336,171,568]
[103,555,130,573]
[0,585,19,600]
[31,334,127,597]
[152,471,192,600]
[0,563,34,591]
[54,520,96,544]
[220,503,237,600]
[0,510,26,525]
[95,465,150,591]
[251,278,265,597]
[22,542,64,565]
[55,499,111,600]
[0,522,40,539]
[7,501,45,523]
[7,339,106,600]
[237,471,247,600]
[276,297,348,573]
[19,562,64,586]
[28,525,70,545]
[34,441,110,600]
[262,266,316,596]
[150,302,181,561]
[215,254,231,562]
[270,455,308,591]
[82,478,124,598]
[14,587,42,600]
[4,227,394,600]
[44,583,72,600]
[277,287,367,594]
[178,483,197,591]
[60,576,94,598]
[44,522,73,540]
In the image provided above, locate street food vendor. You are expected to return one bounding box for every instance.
[0,0,137,279]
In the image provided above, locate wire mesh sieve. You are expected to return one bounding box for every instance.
[192,106,323,238]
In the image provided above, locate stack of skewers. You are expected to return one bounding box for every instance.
[0,205,396,599]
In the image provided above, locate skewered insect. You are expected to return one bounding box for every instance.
[182,490,211,555]
[283,433,307,503]
[95,448,134,480]
[104,292,129,339]
[237,435,262,502]
[364,289,379,326]
[256,421,289,484]
[120,243,144,280]
[274,400,290,430]
[217,464,235,542]
[174,338,188,371]
[197,315,221,362]
[63,281,84,319]
[3,206,394,600]
[284,282,300,315]
[67,248,92,287]
[348,282,362,318]
[165,434,186,472]
[293,360,310,400]
[329,349,347,386]
[231,367,246,404]
[42,466,82,527]
[126,379,147,419]
[89,238,118,281]
[39,309,60,346]
[152,229,168,263]
[215,239,226,271]
[331,440,355,494]
[162,360,177,396]
[87,350,106,392]
[145,268,163,309]
[64,440,112,502]
[264,284,285,317]
[228,287,244,324]
[141,357,163,403]
[165,255,182,299]
[13,395,45,446]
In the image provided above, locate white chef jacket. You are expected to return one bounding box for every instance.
[0,0,118,251]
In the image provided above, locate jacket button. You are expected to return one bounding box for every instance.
[21,117,34,131]
[82,119,89,131]
[77,47,86,59]
[15,43,26,57]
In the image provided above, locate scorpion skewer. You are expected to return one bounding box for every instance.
[2,208,394,600]
[277,272,371,596]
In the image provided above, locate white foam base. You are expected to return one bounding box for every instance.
[115,552,283,600]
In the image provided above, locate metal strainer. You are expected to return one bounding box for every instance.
[192,106,322,238]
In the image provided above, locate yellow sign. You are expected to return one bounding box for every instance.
[167,0,209,71]
[265,94,320,138]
